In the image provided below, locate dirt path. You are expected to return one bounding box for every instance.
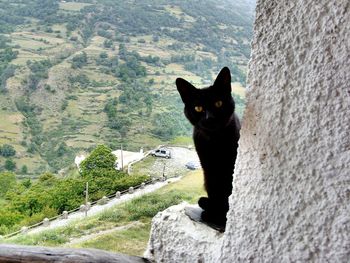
[66,221,144,246]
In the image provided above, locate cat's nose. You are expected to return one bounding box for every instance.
[205,111,214,120]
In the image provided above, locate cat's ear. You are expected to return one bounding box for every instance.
[176,78,197,103]
[214,67,231,93]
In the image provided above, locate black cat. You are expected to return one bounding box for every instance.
[176,67,240,229]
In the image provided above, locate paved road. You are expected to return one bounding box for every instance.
[26,178,181,235]
[132,147,200,178]
[22,147,200,236]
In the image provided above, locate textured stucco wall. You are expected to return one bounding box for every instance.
[220,0,350,261]
[146,0,350,262]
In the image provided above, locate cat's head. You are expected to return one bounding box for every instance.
[176,67,235,132]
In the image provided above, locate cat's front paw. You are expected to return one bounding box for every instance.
[201,210,226,232]
[198,197,210,210]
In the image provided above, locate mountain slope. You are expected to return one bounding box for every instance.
[0,0,254,175]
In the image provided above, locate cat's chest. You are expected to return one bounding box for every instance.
[193,129,236,167]
[194,128,233,149]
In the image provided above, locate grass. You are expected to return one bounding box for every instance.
[59,2,93,11]
[11,50,45,65]
[129,156,157,176]
[125,134,162,152]
[170,136,193,146]
[12,39,51,50]
[71,224,151,256]
[0,112,23,149]
[4,229,71,246]
[4,171,205,256]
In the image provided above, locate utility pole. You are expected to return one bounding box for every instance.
[85,182,88,217]
[121,144,124,171]
[162,161,166,180]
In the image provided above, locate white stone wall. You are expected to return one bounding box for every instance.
[145,1,350,262]
[220,0,350,261]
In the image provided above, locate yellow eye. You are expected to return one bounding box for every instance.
[195,106,203,112]
[215,100,223,108]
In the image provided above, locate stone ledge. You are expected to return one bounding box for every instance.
[144,202,224,263]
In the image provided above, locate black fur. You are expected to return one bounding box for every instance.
[176,67,240,229]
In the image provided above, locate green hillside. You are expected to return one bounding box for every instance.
[0,0,254,175]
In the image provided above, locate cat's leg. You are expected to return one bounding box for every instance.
[200,195,229,227]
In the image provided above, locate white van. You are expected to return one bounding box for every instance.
[151,148,171,159]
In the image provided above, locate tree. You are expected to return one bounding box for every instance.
[22,178,31,188]
[26,73,40,90]
[68,73,90,88]
[99,52,108,59]
[103,39,113,48]
[104,98,118,119]
[38,172,57,187]
[57,142,68,157]
[51,178,85,213]
[21,165,28,174]
[80,145,117,177]
[0,209,23,234]
[0,144,16,157]
[0,172,16,197]
[71,52,87,69]
[4,159,16,171]
[0,64,16,92]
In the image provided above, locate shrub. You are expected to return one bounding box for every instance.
[0,209,23,234]
[0,171,16,197]
[111,175,148,192]
[4,159,16,171]
[20,206,57,227]
[125,191,183,220]
[0,144,16,157]
[80,145,116,177]
[71,52,87,69]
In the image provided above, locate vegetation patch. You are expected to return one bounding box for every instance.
[59,2,93,12]
[0,0,250,173]
[72,224,151,256]
[0,145,148,235]
[4,171,204,255]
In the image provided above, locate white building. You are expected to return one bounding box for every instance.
[112,148,144,170]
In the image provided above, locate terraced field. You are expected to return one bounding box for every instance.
[0,0,253,175]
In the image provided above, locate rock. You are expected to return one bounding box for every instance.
[61,211,68,219]
[42,218,50,227]
[79,204,86,212]
[98,196,109,205]
[144,203,224,263]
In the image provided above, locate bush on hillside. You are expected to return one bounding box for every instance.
[0,171,16,197]
[0,144,16,157]
[80,145,117,177]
